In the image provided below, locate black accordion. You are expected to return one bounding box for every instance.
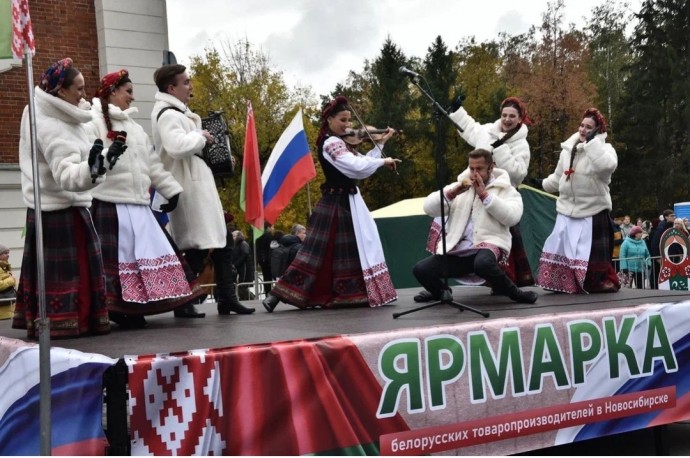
[200,111,234,178]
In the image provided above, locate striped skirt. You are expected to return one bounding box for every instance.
[271,191,394,308]
[537,210,620,294]
[91,200,205,315]
[13,207,110,339]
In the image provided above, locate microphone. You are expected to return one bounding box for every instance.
[399,66,421,79]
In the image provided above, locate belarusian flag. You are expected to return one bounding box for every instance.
[239,100,264,241]
[0,0,35,59]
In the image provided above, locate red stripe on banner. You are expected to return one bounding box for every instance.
[52,438,108,456]
[380,386,675,455]
[126,337,410,455]
[650,389,690,426]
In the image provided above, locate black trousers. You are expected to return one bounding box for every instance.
[412,249,516,297]
[630,270,644,289]
[183,248,209,275]
[184,246,236,304]
[651,260,660,289]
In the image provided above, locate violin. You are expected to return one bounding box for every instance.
[341,125,395,146]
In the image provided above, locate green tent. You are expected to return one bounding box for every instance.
[372,186,557,289]
[372,198,430,289]
[517,185,558,277]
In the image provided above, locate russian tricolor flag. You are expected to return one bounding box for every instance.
[0,338,116,455]
[261,109,316,224]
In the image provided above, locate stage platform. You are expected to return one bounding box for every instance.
[2,286,690,456]
[2,285,690,359]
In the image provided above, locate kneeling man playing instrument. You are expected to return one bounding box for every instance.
[412,148,538,304]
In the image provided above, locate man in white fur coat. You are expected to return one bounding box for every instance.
[412,149,538,304]
[150,64,254,316]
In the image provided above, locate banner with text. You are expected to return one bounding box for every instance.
[125,301,690,455]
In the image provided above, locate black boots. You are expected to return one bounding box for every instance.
[262,294,279,312]
[218,296,255,315]
[484,269,538,304]
[212,247,255,315]
[505,285,538,304]
[174,303,206,318]
[413,290,437,303]
[110,311,149,328]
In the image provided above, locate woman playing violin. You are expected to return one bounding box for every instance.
[263,95,401,312]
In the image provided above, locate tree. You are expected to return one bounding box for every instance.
[584,1,632,133]
[451,37,510,177]
[355,37,413,210]
[515,0,594,178]
[612,0,690,215]
[188,39,321,232]
[414,35,460,189]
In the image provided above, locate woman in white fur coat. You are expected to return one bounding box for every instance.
[536,108,620,294]
[449,96,531,187]
[13,58,111,339]
[89,70,204,329]
[447,96,534,287]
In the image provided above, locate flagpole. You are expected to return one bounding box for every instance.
[252,227,260,298]
[307,182,312,216]
[24,45,52,455]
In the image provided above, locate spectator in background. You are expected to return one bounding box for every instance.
[620,215,634,239]
[620,226,651,289]
[232,230,255,300]
[641,219,653,252]
[268,229,285,278]
[612,216,624,272]
[0,244,16,296]
[649,209,675,289]
[677,218,690,236]
[641,219,653,236]
[271,224,307,279]
[255,223,274,295]
[0,244,16,320]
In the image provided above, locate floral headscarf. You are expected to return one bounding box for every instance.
[39,57,73,94]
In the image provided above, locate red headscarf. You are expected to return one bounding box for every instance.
[500,96,532,125]
[582,107,607,133]
[320,95,350,121]
[317,95,350,147]
[95,69,130,98]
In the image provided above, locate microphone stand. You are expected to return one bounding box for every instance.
[394,75,489,319]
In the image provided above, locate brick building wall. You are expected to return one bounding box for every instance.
[0,0,100,163]
[0,0,168,279]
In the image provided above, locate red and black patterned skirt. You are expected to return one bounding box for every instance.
[583,210,620,293]
[271,192,369,308]
[13,207,110,339]
[90,199,205,315]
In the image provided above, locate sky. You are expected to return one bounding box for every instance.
[167,0,639,97]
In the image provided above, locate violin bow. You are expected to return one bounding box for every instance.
[348,103,399,176]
